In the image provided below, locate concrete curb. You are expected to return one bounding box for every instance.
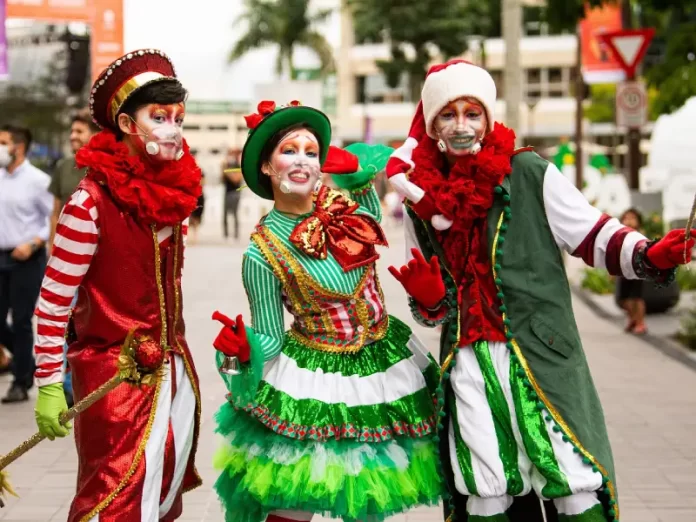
[571,285,696,373]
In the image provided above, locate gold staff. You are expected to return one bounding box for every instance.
[0,330,166,508]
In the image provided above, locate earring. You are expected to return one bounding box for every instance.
[437,139,447,153]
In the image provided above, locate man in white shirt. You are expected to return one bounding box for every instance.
[0,124,53,403]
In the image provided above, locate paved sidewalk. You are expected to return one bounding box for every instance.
[1,229,696,521]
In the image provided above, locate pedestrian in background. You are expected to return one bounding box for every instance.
[47,108,99,407]
[222,147,243,240]
[0,124,53,403]
[617,208,647,335]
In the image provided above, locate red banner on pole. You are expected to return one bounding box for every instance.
[579,3,625,84]
[6,0,123,84]
[90,0,124,82]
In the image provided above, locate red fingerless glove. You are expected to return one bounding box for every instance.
[388,248,446,309]
[646,229,695,269]
[212,311,251,363]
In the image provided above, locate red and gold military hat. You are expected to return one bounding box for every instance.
[89,48,178,131]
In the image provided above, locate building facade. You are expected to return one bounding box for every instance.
[333,7,648,169]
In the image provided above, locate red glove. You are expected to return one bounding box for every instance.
[646,229,695,269]
[388,248,446,309]
[212,311,251,363]
[411,193,440,221]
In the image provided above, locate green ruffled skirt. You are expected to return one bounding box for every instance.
[214,316,443,521]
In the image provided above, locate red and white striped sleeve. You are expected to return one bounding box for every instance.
[543,163,646,279]
[34,189,99,386]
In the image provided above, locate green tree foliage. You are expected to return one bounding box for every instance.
[584,84,616,123]
[645,22,696,116]
[229,0,334,78]
[541,0,616,33]
[347,0,480,101]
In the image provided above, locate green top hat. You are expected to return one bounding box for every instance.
[241,101,332,200]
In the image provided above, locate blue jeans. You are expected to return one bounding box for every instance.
[63,293,77,395]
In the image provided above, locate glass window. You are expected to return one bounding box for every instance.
[526,68,541,85]
[355,73,409,104]
[549,67,563,84]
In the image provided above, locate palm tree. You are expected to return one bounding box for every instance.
[230,0,335,80]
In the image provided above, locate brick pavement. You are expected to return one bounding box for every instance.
[1,223,696,522]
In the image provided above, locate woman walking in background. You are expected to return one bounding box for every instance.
[222,147,243,240]
[617,208,647,334]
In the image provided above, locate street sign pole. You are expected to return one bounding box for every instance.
[599,28,655,190]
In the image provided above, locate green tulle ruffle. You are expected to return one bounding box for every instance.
[214,406,443,522]
[242,383,438,441]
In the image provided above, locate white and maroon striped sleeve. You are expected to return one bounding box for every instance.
[34,190,99,386]
[542,163,646,279]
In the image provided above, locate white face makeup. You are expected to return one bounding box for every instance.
[128,103,185,162]
[264,128,322,198]
[433,97,488,157]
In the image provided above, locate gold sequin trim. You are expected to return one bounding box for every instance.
[171,224,203,491]
[151,226,168,347]
[80,374,163,521]
[251,232,307,315]
[109,71,166,123]
[490,212,619,519]
[254,226,384,346]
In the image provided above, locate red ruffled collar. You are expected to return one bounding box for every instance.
[409,123,516,282]
[75,131,202,227]
[410,123,516,223]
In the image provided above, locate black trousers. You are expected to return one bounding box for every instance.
[223,191,241,239]
[0,247,46,389]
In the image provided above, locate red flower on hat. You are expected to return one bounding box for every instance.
[244,113,264,130]
[257,100,276,115]
[289,100,301,106]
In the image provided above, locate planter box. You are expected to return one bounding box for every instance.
[614,279,680,314]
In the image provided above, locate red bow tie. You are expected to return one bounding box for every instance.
[289,186,388,271]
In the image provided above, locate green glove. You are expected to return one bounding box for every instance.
[35,382,72,440]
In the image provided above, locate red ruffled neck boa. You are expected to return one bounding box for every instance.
[409,123,516,281]
[75,131,202,227]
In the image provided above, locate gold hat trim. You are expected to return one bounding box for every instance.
[108,71,167,124]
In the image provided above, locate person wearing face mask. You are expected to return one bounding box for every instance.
[385,59,695,522]
[31,49,203,521]
[211,100,443,522]
[0,124,53,404]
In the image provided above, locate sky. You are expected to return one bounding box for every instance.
[123,0,341,103]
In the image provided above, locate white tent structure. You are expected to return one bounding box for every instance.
[641,97,696,224]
